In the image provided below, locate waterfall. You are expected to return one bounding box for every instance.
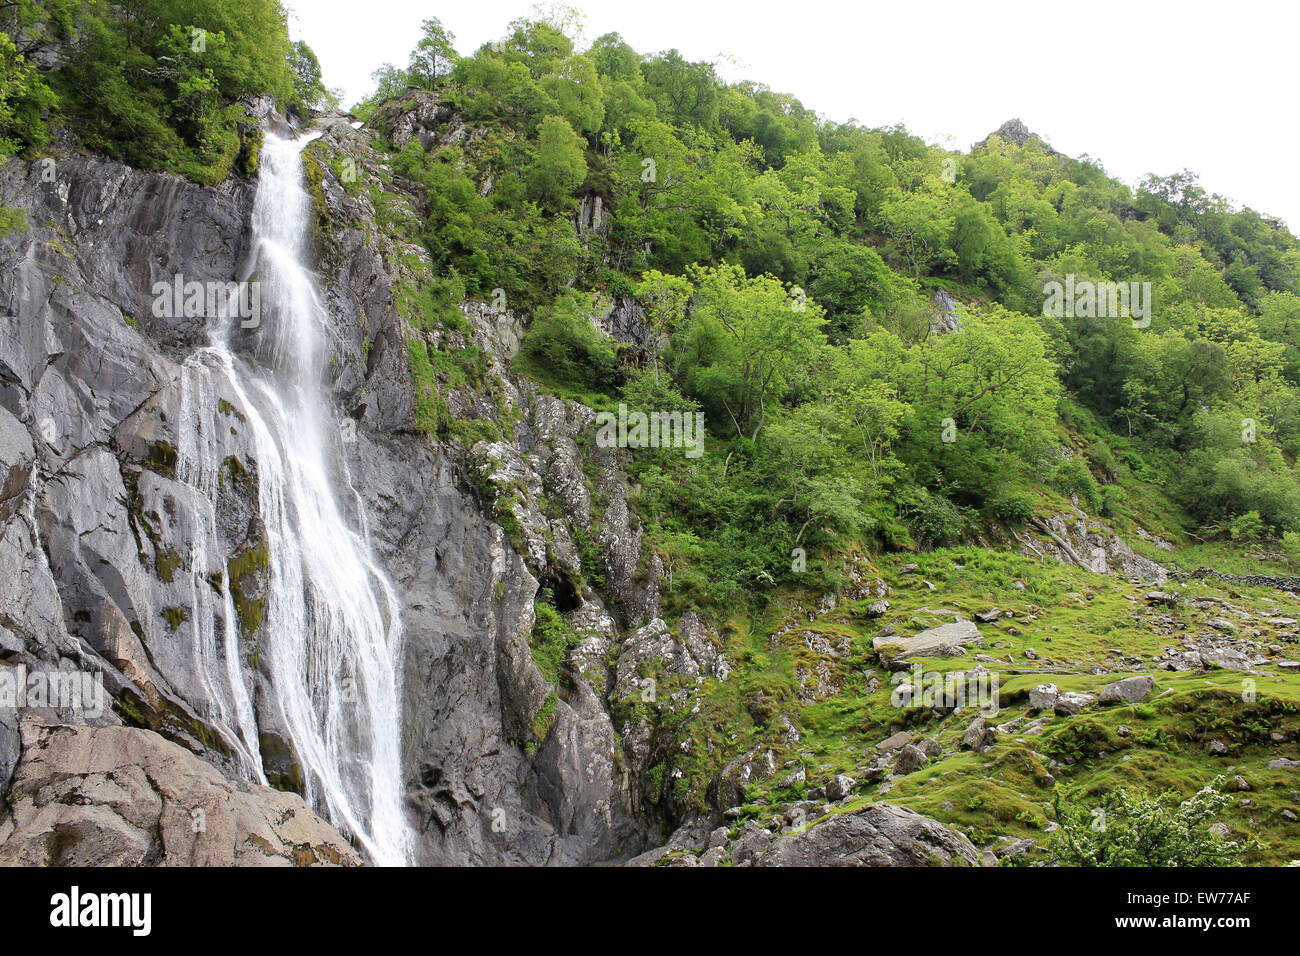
[173,131,412,866]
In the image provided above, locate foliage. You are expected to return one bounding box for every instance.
[0,0,328,182]
[1047,780,1253,866]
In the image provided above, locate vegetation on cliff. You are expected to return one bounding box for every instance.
[0,0,331,182]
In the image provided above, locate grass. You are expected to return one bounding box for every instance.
[627,539,1300,863]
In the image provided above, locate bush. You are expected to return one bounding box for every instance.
[906,489,968,548]
[1051,457,1102,512]
[1229,510,1266,541]
[1282,531,1300,566]
[988,490,1035,526]
[1100,484,1127,519]
[1047,780,1253,866]
[516,291,621,395]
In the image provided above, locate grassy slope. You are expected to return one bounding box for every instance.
[677,544,1300,865]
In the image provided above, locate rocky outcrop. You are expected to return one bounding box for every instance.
[1024,512,1167,584]
[755,804,981,867]
[0,109,654,868]
[0,720,360,866]
[974,118,1059,156]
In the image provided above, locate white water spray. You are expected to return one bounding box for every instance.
[174,131,412,866]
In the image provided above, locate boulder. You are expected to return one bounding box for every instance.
[727,821,775,866]
[873,620,982,668]
[824,774,856,801]
[894,744,929,775]
[961,717,992,752]
[0,721,361,866]
[1098,675,1155,705]
[875,731,913,754]
[708,748,779,810]
[756,804,980,867]
[1028,683,1060,712]
[1054,692,1096,716]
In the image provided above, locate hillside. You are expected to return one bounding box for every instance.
[0,3,1297,868]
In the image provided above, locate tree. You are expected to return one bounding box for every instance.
[542,54,603,136]
[0,29,57,156]
[642,50,718,130]
[677,264,828,442]
[409,17,457,89]
[879,178,955,277]
[526,114,587,209]
[635,269,693,379]
[288,40,335,113]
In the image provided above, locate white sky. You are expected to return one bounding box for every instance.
[287,0,1299,229]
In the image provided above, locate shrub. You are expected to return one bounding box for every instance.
[1051,457,1102,512]
[988,490,1035,526]
[1047,780,1253,866]
[906,489,968,548]
[516,291,621,395]
[1229,509,1266,541]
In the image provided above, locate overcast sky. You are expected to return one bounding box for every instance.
[287,0,1299,229]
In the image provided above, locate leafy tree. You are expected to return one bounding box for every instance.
[675,264,828,442]
[517,290,620,394]
[288,39,335,113]
[526,114,587,209]
[642,50,718,130]
[0,29,56,156]
[409,17,457,90]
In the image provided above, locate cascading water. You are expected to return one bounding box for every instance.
[173,130,412,866]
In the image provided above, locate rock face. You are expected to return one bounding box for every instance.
[756,804,981,867]
[974,118,1059,156]
[0,720,361,866]
[1027,513,1167,584]
[0,111,651,868]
